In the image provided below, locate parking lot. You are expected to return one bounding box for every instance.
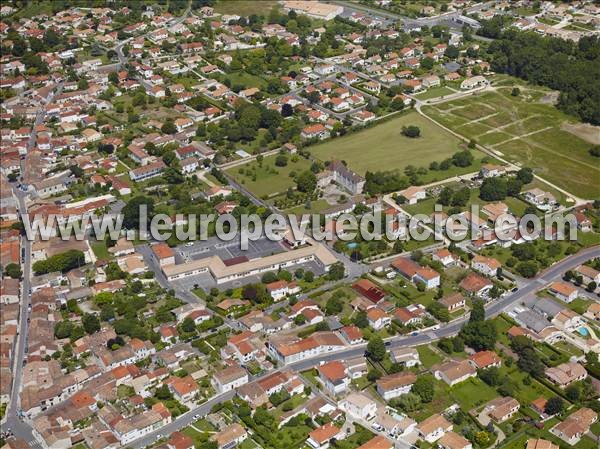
[171,236,326,292]
[175,235,285,264]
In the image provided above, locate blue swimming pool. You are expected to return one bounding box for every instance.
[578,327,589,337]
[347,242,358,249]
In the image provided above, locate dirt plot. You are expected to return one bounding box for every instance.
[561,122,600,145]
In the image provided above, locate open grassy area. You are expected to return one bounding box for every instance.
[311,111,472,175]
[213,0,278,16]
[422,81,600,199]
[225,154,312,198]
[415,86,457,100]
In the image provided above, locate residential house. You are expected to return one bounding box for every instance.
[416,414,453,443]
[468,351,501,370]
[548,281,578,303]
[376,372,417,401]
[550,408,597,445]
[439,293,466,313]
[483,396,520,423]
[212,364,248,394]
[317,361,350,395]
[340,392,377,420]
[434,360,476,386]
[471,255,501,277]
[546,362,587,388]
[307,423,343,449]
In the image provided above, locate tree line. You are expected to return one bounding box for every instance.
[486,30,600,125]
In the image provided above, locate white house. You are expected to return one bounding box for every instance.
[340,392,377,420]
[376,372,417,401]
[212,365,248,394]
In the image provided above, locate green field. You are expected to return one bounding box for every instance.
[213,0,278,16]
[311,111,474,175]
[225,154,312,198]
[415,86,456,100]
[422,83,600,199]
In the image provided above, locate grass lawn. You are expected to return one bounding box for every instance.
[214,0,278,16]
[226,154,312,198]
[311,111,471,175]
[91,240,113,261]
[449,377,499,411]
[182,426,210,448]
[410,378,454,422]
[415,86,456,100]
[417,345,444,368]
[422,82,600,199]
[285,199,331,215]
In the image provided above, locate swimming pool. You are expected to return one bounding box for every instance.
[578,327,589,337]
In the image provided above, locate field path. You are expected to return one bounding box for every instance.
[415,102,586,205]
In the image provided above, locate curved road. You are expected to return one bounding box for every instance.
[129,245,599,449]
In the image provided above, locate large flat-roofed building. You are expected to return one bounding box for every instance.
[281,1,343,21]
[162,241,337,284]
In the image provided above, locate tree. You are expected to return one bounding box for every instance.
[296,170,316,193]
[33,250,85,275]
[516,167,534,184]
[122,196,155,229]
[54,321,73,339]
[506,178,523,197]
[327,262,345,280]
[393,393,421,412]
[480,177,507,201]
[4,263,22,279]
[281,103,293,117]
[565,384,581,402]
[82,314,100,334]
[161,120,177,134]
[511,87,520,97]
[460,320,497,351]
[353,311,368,328]
[325,297,343,315]
[515,261,538,278]
[275,154,288,167]
[451,150,474,167]
[470,300,485,322]
[479,367,501,386]
[366,336,386,361]
[589,145,600,157]
[438,187,453,206]
[412,375,435,402]
[402,125,421,138]
[544,396,564,415]
[474,431,490,446]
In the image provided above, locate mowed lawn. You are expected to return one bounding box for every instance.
[311,112,468,175]
[422,84,600,199]
[213,0,278,16]
[226,155,312,198]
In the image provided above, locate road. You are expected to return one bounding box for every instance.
[127,245,599,448]
[330,0,494,41]
[2,80,64,447]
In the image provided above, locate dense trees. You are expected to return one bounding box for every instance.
[487,32,600,125]
[296,170,317,193]
[366,336,386,361]
[459,300,497,351]
[3,263,21,279]
[511,335,546,377]
[122,196,155,230]
[33,250,85,275]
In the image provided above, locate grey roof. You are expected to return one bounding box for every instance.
[444,62,461,72]
[525,297,564,318]
[515,310,550,334]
